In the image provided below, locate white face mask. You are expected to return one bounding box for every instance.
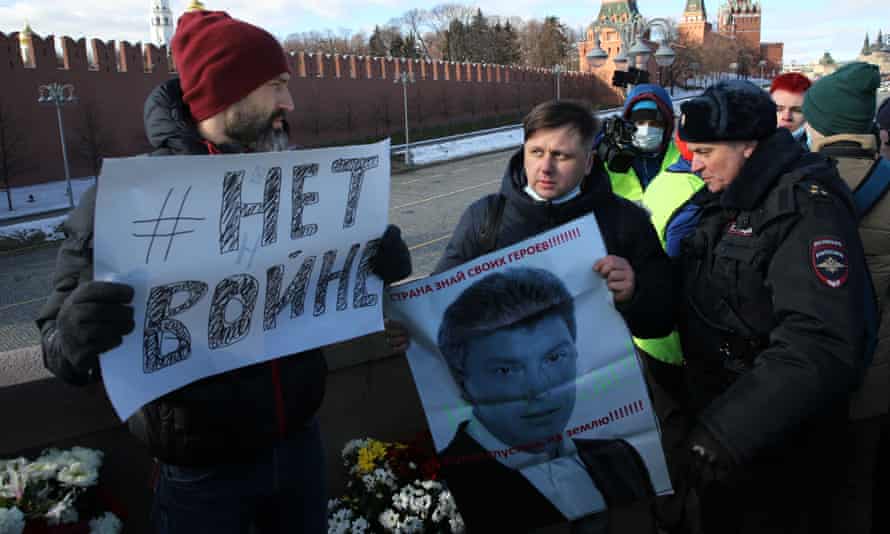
[633,124,664,152]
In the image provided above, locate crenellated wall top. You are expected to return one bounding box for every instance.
[2,31,591,82]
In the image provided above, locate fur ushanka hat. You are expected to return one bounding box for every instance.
[679,80,777,142]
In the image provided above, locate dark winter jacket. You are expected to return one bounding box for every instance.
[676,128,873,464]
[440,422,654,531]
[36,78,328,466]
[814,133,890,420]
[435,149,674,341]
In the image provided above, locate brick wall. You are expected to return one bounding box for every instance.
[1,32,619,187]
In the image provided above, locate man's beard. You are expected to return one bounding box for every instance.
[224,105,290,153]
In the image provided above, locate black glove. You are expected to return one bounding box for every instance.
[682,425,736,491]
[55,281,136,375]
[371,225,412,284]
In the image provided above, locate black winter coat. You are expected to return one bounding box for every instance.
[435,149,673,340]
[676,129,872,465]
[35,78,328,466]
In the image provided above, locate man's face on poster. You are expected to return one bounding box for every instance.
[462,313,578,452]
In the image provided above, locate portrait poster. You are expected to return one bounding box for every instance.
[384,215,671,524]
[93,140,389,419]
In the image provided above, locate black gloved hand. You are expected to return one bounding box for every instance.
[371,225,412,284]
[55,281,136,374]
[682,425,736,491]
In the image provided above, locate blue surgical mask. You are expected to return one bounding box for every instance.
[792,124,806,140]
[633,124,664,152]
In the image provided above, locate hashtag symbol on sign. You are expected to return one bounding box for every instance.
[132,187,206,264]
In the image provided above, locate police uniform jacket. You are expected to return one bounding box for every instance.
[676,128,872,465]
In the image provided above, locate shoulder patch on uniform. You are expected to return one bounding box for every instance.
[811,237,849,288]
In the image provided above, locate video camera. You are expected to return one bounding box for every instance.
[611,67,650,88]
[596,116,640,173]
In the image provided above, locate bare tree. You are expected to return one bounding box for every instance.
[283,28,370,55]
[77,99,113,179]
[400,9,434,59]
[0,101,28,211]
[520,17,570,68]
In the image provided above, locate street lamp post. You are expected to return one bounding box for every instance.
[729,62,739,80]
[394,71,415,159]
[585,16,676,94]
[38,83,77,209]
[553,64,566,100]
[758,59,767,81]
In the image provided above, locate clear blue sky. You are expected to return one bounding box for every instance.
[0,0,882,64]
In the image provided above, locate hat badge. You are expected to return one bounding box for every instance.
[680,113,687,127]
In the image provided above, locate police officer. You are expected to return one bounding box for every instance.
[674,80,874,533]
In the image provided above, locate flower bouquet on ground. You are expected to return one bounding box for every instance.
[327,434,465,534]
[0,447,123,534]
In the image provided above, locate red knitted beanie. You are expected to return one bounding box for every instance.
[172,10,290,122]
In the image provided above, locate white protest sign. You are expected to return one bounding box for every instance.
[384,216,670,524]
[94,140,389,419]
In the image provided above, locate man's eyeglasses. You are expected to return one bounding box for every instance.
[776,105,803,115]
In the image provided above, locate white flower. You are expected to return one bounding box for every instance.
[379,508,400,530]
[23,460,60,481]
[341,439,369,459]
[392,488,411,511]
[327,498,340,512]
[0,507,25,534]
[89,512,122,534]
[57,461,99,487]
[414,494,432,515]
[449,513,466,533]
[350,517,370,533]
[401,516,424,533]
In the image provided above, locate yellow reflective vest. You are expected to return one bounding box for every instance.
[608,141,704,365]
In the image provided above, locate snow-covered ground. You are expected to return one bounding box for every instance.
[409,88,705,165]
[0,177,94,221]
[0,214,68,241]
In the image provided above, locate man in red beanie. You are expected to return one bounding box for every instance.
[770,72,812,145]
[35,9,412,534]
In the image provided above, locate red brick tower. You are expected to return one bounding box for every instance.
[718,0,762,52]
[678,0,711,44]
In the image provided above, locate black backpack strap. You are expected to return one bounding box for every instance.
[853,158,890,219]
[478,194,505,255]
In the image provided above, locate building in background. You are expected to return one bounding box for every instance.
[579,0,784,90]
[150,0,174,49]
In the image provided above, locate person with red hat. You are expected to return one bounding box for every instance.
[35,9,412,534]
[770,72,813,145]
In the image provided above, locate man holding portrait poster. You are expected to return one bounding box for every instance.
[385,100,674,532]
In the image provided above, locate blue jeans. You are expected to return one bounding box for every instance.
[151,419,326,534]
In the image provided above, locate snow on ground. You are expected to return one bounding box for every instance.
[408,89,705,166]
[408,128,525,165]
[0,214,68,240]
[0,177,94,221]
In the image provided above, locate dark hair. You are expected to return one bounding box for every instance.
[523,100,600,147]
[437,267,576,382]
